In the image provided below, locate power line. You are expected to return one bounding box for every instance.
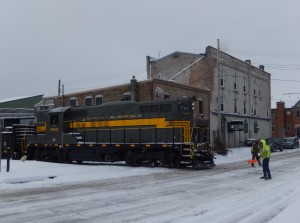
[225,49,300,58]
[272,78,300,82]
[63,67,146,85]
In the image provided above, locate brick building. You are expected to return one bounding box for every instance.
[40,77,210,142]
[272,101,300,138]
[147,46,272,147]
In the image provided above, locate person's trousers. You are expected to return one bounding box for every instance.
[262,158,271,178]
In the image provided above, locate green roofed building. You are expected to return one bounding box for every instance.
[0,95,43,109]
[0,95,43,130]
[0,95,43,158]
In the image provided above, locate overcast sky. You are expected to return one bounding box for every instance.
[1,0,299,108]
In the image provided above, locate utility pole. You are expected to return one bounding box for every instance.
[58,79,61,96]
[217,39,221,139]
[62,84,65,107]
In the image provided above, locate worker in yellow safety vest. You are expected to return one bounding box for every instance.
[259,139,272,180]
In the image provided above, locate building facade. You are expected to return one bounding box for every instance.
[147,46,272,147]
[272,101,300,138]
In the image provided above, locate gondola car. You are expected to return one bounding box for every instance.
[26,99,214,168]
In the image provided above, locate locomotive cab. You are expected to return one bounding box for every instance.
[46,107,71,144]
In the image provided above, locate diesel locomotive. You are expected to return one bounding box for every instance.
[25,98,214,168]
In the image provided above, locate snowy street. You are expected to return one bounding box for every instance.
[1,149,300,223]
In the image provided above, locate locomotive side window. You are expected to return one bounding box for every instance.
[150,105,159,112]
[72,110,88,118]
[140,105,150,113]
[140,104,171,113]
[160,104,171,112]
[50,114,59,125]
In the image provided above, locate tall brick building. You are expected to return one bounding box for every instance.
[147,46,272,147]
[272,101,300,138]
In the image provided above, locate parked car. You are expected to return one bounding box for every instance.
[266,138,284,152]
[282,137,299,149]
[245,138,257,147]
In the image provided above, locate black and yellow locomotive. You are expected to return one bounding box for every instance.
[26,99,214,168]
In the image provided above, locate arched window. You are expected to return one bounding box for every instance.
[85,96,93,106]
[95,95,103,105]
[70,97,78,107]
[164,92,170,100]
[122,92,131,101]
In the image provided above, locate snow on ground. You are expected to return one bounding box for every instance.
[0,147,249,190]
[1,147,300,222]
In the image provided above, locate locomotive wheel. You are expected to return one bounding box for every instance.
[35,149,42,161]
[168,153,181,168]
[172,154,181,168]
[125,151,135,167]
[158,151,168,166]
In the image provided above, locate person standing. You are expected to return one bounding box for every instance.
[251,140,261,167]
[259,139,272,180]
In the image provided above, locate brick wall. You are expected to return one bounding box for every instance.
[272,101,300,138]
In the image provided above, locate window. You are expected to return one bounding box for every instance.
[251,103,257,116]
[85,96,92,106]
[254,121,259,133]
[244,120,248,133]
[253,79,257,96]
[297,110,300,118]
[160,104,171,112]
[150,105,159,112]
[243,77,247,93]
[221,95,224,112]
[267,106,269,118]
[95,95,103,105]
[287,124,291,132]
[244,100,247,115]
[220,71,224,86]
[50,114,59,125]
[141,104,171,113]
[198,99,203,114]
[272,124,275,132]
[234,73,237,90]
[234,98,237,114]
[271,110,276,118]
[164,93,170,100]
[70,97,78,107]
[140,105,150,113]
[122,92,131,101]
